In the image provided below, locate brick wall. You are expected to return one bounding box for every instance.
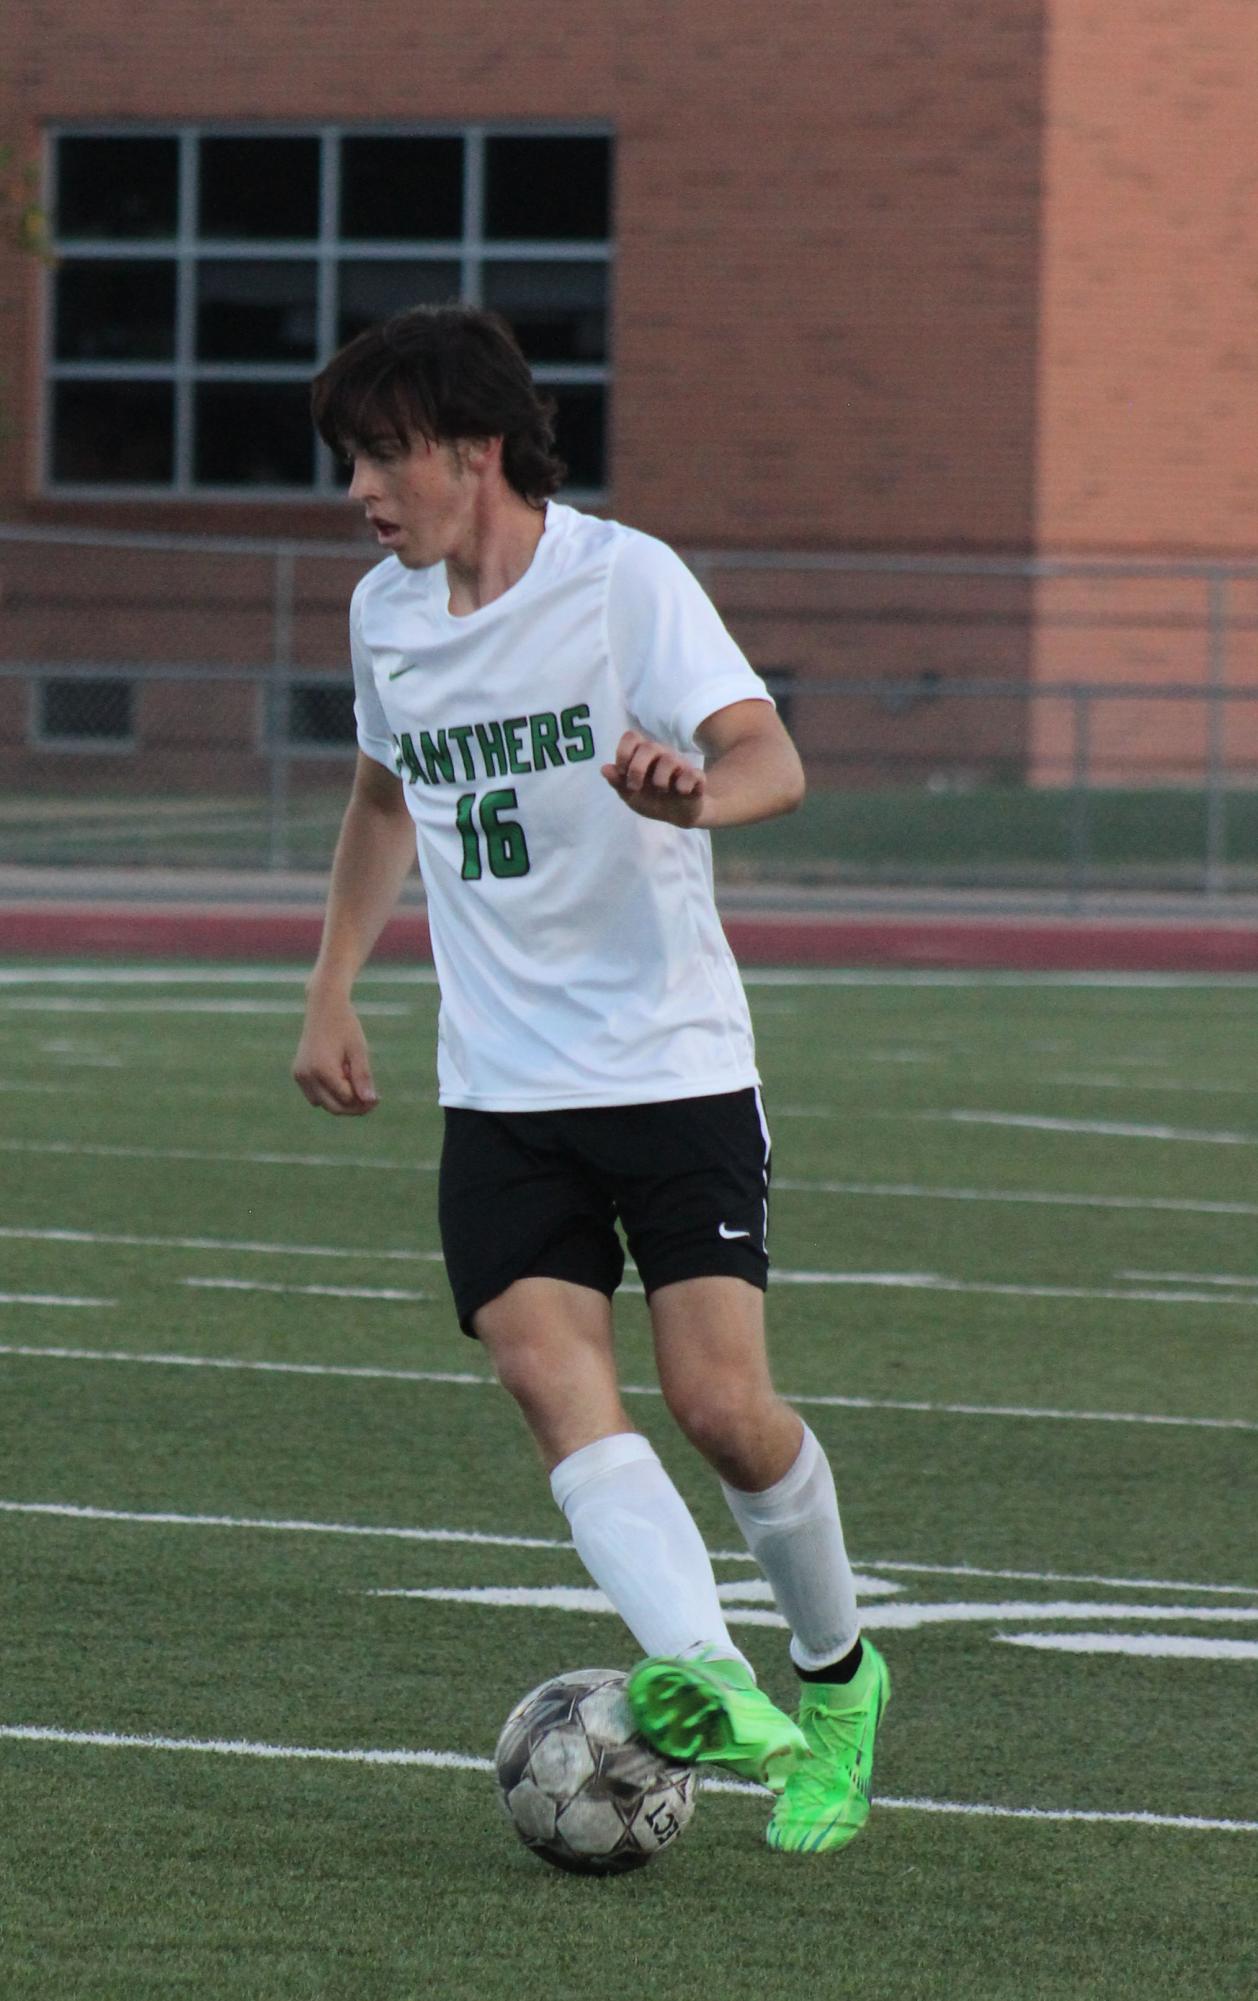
[1037,0,1258,556]
[1,0,1043,555]
[3,0,1256,800]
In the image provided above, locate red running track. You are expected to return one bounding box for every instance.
[2,902,1257,971]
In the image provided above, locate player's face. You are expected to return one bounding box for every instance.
[348,435,473,569]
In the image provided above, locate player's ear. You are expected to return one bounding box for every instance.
[459,435,501,477]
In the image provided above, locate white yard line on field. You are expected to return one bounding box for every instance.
[0,1294,115,1308]
[0,1723,1253,1832]
[1050,1074,1258,1099]
[0,1225,444,1261]
[9,1143,1258,1245]
[926,1110,1258,1146]
[1121,1268,1258,1289]
[0,1141,437,1172]
[4,1498,1255,1600]
[998,1634,1258,1661]
[180,1278,433,1303]
[0,967,438,987]
[5,1172,1258,1280]
[0,1499,563,1549]
[870,1796,1258,1833]
[2,1340,1254,1433]
[740,970,1258,990]
[767,1273,1258,1308]
[0,1724,479,1769]
[367,1586,1258,1635]
[12,1213,1256,1310]
[854,1558,1258,1598]
[5,965,1258,991]
[0,1344,484,1386]
[0,998,410,1016]
[773,1178,1258,1219]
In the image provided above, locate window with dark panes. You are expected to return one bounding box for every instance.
[287,681,358,748]
[56,136,179,239]
[195,383,316,486]
[337,259,461,347]
[37,677,135,745]
[198,137,322,240]
[55,261,177,362]
[196,261,320,363]
[482,261,607,364]
[47,127,613,495]
[52,381,175,484]
[485,136,611,241]
[339,136,465,241]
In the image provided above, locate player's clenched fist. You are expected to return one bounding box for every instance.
[292,993,379,1115]
[601,729,707,827]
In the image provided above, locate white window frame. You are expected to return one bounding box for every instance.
[42,122,614,502]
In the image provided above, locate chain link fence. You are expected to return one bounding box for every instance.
[2,523,1257,899]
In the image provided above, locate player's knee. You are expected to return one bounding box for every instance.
[663,1374,767,1466]
[485,1331,553,1415]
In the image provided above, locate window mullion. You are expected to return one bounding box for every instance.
[462,127,485,305]
[315,128,341,492]
[173,128,200,493]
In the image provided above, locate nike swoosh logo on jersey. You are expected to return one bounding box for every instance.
[388,663,419,680]
[718,1223,751,1240]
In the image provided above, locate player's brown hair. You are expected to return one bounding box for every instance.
[311,303,566,505]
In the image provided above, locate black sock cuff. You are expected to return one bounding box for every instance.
[796,1637,864,1685]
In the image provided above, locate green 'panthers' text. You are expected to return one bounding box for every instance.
[393,704,596,788]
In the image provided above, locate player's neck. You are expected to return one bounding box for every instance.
[445,490,547,617]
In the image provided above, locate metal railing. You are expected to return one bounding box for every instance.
[1,522,1256,899]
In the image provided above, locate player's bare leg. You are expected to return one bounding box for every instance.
[647,1274,802,1490]
[474,1276,628,1468]
[474,1276,752,1668]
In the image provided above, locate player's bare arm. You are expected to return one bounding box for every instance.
[293,751,416,1115]
[600,699,805,830]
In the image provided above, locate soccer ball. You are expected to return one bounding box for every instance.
[494,1666,697,1875]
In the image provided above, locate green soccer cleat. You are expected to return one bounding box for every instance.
[626,1650,809,1793]
[766,1641,891,1854]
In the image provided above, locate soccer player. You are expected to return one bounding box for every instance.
[293,304,889,1853]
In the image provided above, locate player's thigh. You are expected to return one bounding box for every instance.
[474,1275,629,1470]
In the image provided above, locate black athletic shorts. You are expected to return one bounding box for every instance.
[438,1087,771,1335]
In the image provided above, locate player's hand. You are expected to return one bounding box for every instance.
[292,992,379,1115]
[601,730,707,827]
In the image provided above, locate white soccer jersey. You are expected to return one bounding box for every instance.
[350,501,772,1110]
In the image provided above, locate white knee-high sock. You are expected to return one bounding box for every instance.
[550,1432,753,1672]
[721,1424,860,1672]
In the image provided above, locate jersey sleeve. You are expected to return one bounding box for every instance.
[349,583,398,771]
[605,530,774,749]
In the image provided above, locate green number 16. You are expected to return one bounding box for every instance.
[454,788,531,881]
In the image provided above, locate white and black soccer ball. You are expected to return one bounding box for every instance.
[494,1666,697,1875]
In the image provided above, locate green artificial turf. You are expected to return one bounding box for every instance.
[1,963,1256,1998]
